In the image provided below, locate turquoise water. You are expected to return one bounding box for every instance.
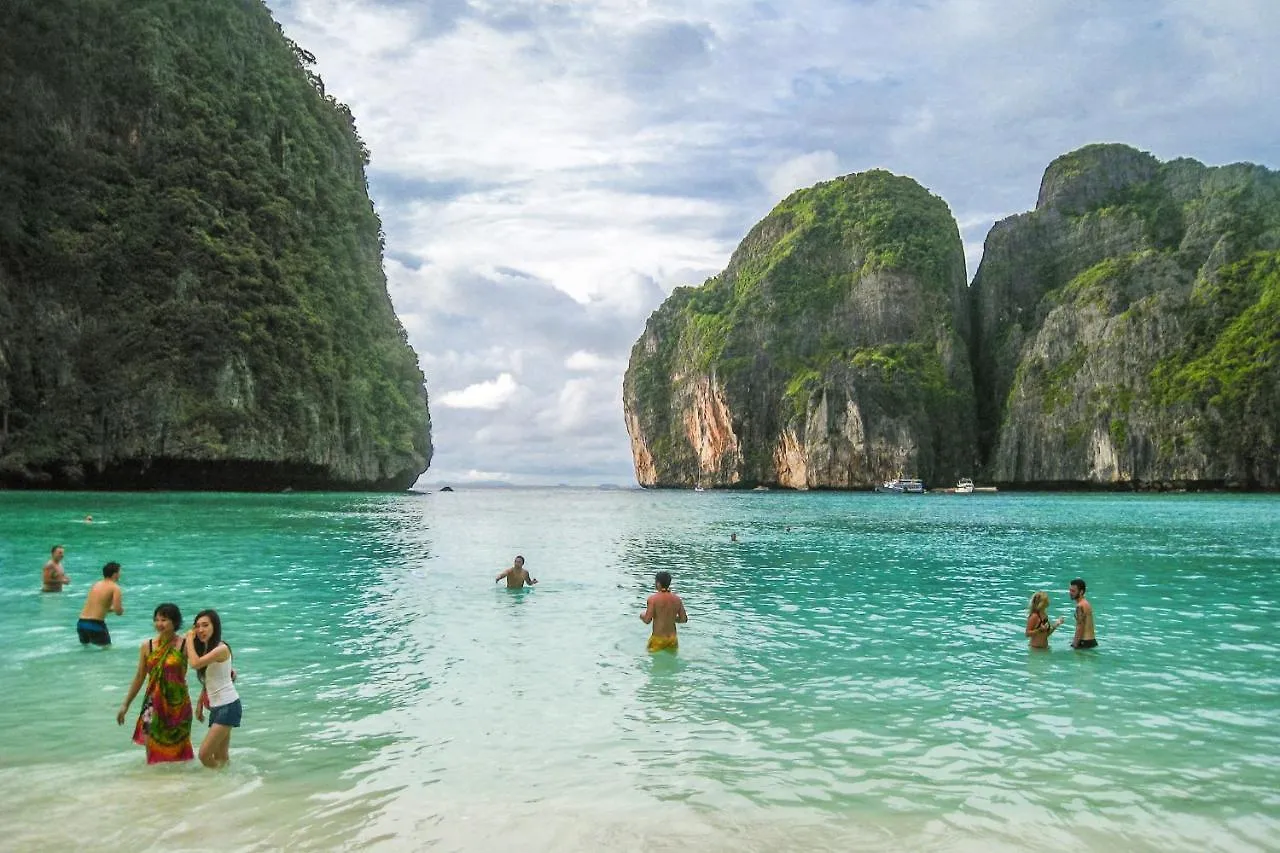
[0,490,1277,852]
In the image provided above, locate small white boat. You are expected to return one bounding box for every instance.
[875,477,925,494]
[694,486,705,492]
[955,478,974,494]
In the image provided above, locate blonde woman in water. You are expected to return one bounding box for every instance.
[1026,591,1065,649]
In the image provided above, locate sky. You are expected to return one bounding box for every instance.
[270,0,1280,487]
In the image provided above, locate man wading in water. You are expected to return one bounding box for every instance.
[640,571,688,652]
[42,545,70,592]
[1069,578,1097,649]
[77,562,124,646]
[495,555,537,589]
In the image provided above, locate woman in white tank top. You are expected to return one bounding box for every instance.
[185,609,241,768]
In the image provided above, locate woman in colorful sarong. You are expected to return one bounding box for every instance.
[117,602,194,763]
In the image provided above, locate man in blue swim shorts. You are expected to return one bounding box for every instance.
[77,562,124,646]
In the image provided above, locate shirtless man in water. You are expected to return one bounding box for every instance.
[1069,578,1097,649]
[77,562,124,646]
[640,571,687,652]
[495,555,537,589]
[42,545,70,592]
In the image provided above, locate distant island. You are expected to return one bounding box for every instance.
[424,482,639,491]
[624,143,1279,491]
[0,0,431,491]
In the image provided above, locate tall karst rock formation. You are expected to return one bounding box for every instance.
[625,144,1279,490]
[623,170,976,489]
[972,143,1279,488]
[0,0,432,489]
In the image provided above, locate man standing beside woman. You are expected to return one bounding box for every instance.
[1025,578,1097,650]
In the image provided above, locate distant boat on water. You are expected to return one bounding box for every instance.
[940,478,997,494]
[875,477,925,494]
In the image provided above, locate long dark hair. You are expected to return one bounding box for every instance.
[192,609,227,678]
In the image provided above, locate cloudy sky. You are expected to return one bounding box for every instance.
[271,0,1279,487]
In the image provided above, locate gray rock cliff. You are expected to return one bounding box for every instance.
[971,144,1279,488]
[624,170,976,489]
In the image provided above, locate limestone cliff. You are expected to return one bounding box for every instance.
[972,144,1279,488]
[0,0,432,490]
[624,170,976,489]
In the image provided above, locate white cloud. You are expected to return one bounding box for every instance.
[438,373,522,410]
[761,151,841,201]
[270,0,1280,485]
[459,469,514,482]
[565,351,623,372]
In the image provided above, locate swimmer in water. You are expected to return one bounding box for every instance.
[77,562,124,646]
[640,571,687,652]
[42,545,70,592]
[495,555,537,589]
[1025,591,1064,649]
[1068,578,1097,649]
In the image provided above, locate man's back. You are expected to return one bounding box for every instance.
[645,590,686,636]
[80,580,120,620]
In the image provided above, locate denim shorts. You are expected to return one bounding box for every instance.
[208,699,242,728]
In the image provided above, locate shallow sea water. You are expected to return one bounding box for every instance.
[0,490,1277,852]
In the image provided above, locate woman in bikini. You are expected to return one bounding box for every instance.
[185,609,241,768]
[117,603,194,763]
[1026,591,1065,649]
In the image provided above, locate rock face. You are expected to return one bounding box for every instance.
[972,144,1279,488]
[0,0,432,490]
[626,144,1279,490]
[623,170,976,488]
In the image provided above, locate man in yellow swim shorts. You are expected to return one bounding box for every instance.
[641,571,687,652]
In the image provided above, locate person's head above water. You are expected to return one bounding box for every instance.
[1069,578,1087,599]
[655,571,672,591]
[514,555,525,567]
[1029,591,1049,614]
[102,562,121,580]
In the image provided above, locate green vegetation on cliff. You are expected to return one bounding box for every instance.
[976,143,1280,487]
[624,170,975,488]
[631,142,1278,490]
[682,171,965,392]
[0,0,431,489]
[1150,251,1279,473]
